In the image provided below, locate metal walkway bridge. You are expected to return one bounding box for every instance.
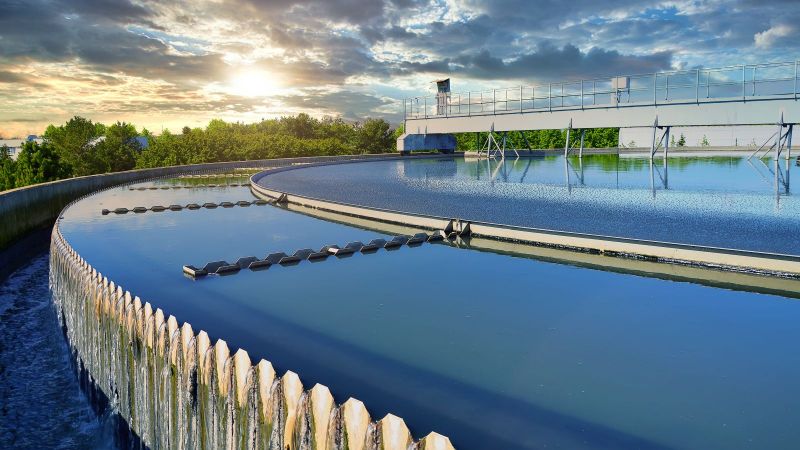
[399,60,800,159]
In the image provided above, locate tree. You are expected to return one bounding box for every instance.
[670,134,676,147]
[0,145,16,191]
[43,116,104,176]
[677,134,686,146]
[13,140,69,187]
[700,135,710,147]
[92,122,140,173]
[355,118,393,153]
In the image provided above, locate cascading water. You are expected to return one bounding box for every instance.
[49,211,456,450]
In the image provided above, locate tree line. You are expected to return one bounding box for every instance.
[1,113,621,192]
[1,114,395,191]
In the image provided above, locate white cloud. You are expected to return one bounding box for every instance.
[754,24,793,49]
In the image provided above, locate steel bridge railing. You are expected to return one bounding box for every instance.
[403,60,800,120]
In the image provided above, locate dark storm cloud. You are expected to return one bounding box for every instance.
[400,44,673,81]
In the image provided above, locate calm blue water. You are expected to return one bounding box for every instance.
[256,155,800,255]
[56,178,800,450]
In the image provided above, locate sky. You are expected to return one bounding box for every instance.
[0,0,798,137]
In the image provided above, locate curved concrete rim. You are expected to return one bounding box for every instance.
[48,153,458,449]
[250,159,800,277]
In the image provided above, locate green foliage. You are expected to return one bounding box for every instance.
[92,122,139,173]
[135,116,395,169]
[2,114,397,190]
[43,116,104,176]
[700,135,710,147]
[12,141,69,187]
[677,134,686,146]
[455,128,619,151]
[0,145,16,191]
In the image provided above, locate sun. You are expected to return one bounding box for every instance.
[228,69,283,98]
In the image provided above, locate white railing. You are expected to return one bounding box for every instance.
[403,60,800,120]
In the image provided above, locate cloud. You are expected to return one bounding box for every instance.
[754,24,794,49]
[1,0,799,136]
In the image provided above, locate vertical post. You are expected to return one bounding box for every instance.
[593,80,596,105]
[561,82,564,107]
[706,70,710,98]
[424,97,427,118]
[742,64,746,100]
[752,66,757,96]
[520,86,523,112]
[564,119,572,157]
[786,124,793,160]
[664,126,670,169]
[665,73,669,101]
[468,91,471,116]
[549,83,552,111]
[579,129,586,158]
[403,98,406,119]
[696,69,700,104]
[795,60,798,100]
[581,81,584,109]
[776,115,783,160]
[653,73,657,105]
[493,89,496,114]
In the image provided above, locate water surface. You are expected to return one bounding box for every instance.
[256,155,800,255]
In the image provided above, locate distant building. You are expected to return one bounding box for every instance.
[0,135,43,160]
[87,135,149,150]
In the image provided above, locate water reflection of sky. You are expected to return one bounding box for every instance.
[58,174,800,450]
[257,155,800,255]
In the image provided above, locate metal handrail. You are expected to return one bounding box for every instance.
[404,60,800,120]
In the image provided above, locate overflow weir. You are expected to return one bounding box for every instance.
[43,155,458,450]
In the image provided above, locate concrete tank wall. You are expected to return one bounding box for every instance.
[49,220,455,450]
[0,154,396,252]
[27,152,455,450]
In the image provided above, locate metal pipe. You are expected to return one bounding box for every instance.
[581,81,584,109]
[795,60,798,100]
[664,126,670,169]
[493,89,496,114]
[520,86,523,112]
[549,83,552,111]
[787,125,793,160]
[579,129,585,158]
[468,91,471,116]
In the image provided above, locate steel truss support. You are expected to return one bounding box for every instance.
[649,116,670,164]
[749,113,795,160]
[564,119,573,157]
[479,126,504,159]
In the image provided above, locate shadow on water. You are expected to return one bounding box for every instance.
[0,252,142,450]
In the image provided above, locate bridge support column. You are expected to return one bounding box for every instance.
[650,116,659,161]
[564,119,572,157]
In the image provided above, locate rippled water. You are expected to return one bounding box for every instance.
[0,254,113,449]
[256,154,800,255]
[54,176,800,450]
